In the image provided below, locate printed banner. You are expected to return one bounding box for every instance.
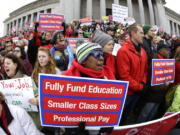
[38,13,64,31]
[80,17,92,26]
[112,4,128,23]
[39,74,129,127]
[105,112,180,135]
[151,59,175,86]
[0,77,38,112]
[66,38,89,48]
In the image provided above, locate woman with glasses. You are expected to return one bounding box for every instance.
[62,42,115,79]
[51,31,74,71]
[13,46,33,76]
[61,42,115,134]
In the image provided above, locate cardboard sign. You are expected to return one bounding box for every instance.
[112,4,128,23]
[38,13,64,31]
[102,16,109,21]
[39,74,129,127]
[105,112,180,135]
[151,59,175,86]
[0,77,38,112]
[112,43,121,56]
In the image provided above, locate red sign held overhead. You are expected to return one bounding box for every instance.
[38,13,64,31]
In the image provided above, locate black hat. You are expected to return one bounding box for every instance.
[157,43,169,52]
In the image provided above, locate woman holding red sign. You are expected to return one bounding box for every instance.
[62,42,115,80]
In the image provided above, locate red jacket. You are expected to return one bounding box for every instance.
[62,60,115,80]
[174,62,180,86]
[105,53,116,76]
[157,53,164,59]
[116,40,148,95]
[34,31,52,49]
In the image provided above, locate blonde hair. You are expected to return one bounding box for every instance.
[32,47,57,84]
[175,46,180,62]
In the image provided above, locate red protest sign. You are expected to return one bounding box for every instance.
[38,13,64,31]
[66,38,89,48]
[39,74,129,127]
[151,59,175,86]
[106,112,180,135]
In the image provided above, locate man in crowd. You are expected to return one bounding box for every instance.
[116,23,148,124]
[142,24,155,64]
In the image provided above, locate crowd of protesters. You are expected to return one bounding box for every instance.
[0,19,180,135]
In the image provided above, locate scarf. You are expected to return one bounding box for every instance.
[0,101,13,135]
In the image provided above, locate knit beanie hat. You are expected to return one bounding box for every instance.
[143,25,151,35]
[76,42,102,64]
[92,31,113,47]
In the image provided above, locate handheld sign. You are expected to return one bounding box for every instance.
[38,13,64,31]
[66,38,89,48]
[39,74,128,127]
[112,4,128,23]
[0,77,38,112]
[151,59,175,86]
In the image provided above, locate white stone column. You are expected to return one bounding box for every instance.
[100,0,106,17]
[15,20,18,33]
[30,14,34,24]
[147,0,155,25]
[176,23,179,36]
[74,0,81,19]
[172,21,175,35]
[138,0,145,25]
[156,0,168,31]
[3,23,7,36]
[114,0,119,5]
[127,0,133,17]
[86,0,92,17]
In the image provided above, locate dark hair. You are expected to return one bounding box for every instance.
[5,39,13,44]
[4,53,27,76]
[128,23,141,37]
[14,46,26,60]
[51,31,65,45]
[0,50,8,57]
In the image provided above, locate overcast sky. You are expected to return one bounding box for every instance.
[0,0,179,37]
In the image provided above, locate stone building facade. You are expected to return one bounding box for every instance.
[3,0,180,36]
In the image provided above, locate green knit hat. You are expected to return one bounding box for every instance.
[76,42,102,64]
[143,24,151,35]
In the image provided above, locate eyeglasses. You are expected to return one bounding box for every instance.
[89,50,104,59]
